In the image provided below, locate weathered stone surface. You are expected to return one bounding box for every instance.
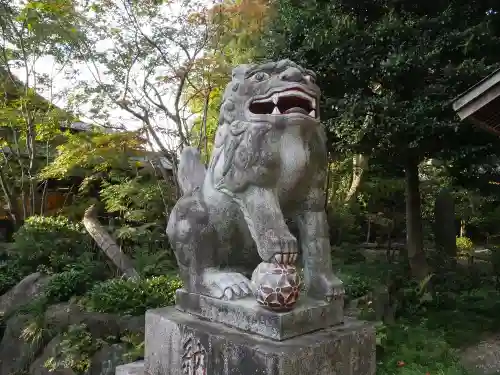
[22,304,145,375]
[115,361,144,375]
[176,289,343,341]
[0,314,45,375]
[145,307,376,375]
[166,60,344,305]
[44,303,145,338]
[0,272,52,318]
[90,343,128,375]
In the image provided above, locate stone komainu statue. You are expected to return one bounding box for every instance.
[167,59,343,302]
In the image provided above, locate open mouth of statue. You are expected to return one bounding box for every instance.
[249,89,317,118]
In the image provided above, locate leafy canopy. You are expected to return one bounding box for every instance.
[260,0,500,164]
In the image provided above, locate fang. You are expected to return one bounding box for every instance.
[272,106,280,115]
[309,110,316,117]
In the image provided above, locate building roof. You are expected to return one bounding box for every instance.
[452,68,500,136]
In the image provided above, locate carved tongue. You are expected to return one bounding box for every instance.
[284,107,309,115]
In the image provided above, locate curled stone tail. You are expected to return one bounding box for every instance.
[177,146,206,195]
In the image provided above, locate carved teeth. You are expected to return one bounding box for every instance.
[309,110,316,117]
[272,106,280,115]
[274,253,283,263]
[312,100,316,109]
[272,93,279,104]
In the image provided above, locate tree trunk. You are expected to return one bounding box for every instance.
[83,205,140,280]
[0,167,21,228]
[460,220,466,237]
[366,218,371,243]
[404,156,429,280]
[344,154,369,203]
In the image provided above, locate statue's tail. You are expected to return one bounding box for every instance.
[177,146,206,195]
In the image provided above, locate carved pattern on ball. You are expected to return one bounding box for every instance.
[251,262,301,312]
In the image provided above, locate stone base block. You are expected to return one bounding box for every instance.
[145,307,376,375]
[115,361,144,375]
[175,289,343,341]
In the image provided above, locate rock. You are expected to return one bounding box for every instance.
[29,335,77,375]
[44,303,145,338]
[31,304,144,375]
[115,361,144,375]
[0,302,145,375]
[0,314,46,374]
[0,272,52,318]
[89,343,128,375]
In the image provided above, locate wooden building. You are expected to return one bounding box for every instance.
[452,68,500,135]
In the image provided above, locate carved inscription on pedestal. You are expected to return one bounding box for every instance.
[181,336,207,375]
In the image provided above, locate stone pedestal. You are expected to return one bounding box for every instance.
[116,289,375,375]
[116,361,145,375]
[175,289,344,341]
[144,307,376,375]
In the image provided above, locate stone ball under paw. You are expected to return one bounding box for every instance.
[251,262,301,312]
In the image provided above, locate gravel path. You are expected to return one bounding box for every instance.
[461,335,500,375]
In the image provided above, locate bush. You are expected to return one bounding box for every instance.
[456,236,474,258]
[45,269,100,304]
[0,258,31,295]
[45,323,102,374]
[13,216,95,273]
[84,275,182,315]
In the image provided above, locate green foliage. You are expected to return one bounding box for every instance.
[0,258,30,295]
[100,177,174,224]
[328,205,361,244]
[121,332,145,362]
[84,275,182,316]
[376,322,465,375]
[39,131,146,180]
[260,0,500,175]
[45,323,103,375]
[44,269,101,304]
[12,215,95,273]
[456,236,474,257]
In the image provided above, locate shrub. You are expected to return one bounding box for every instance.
[0,259,31,295]
[45,323,102,375]
[13,216,95,273]
[45,269,99,304]
[84,275,182,316]
[456,236,474,258]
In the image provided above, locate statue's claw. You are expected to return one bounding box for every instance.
[272,252,298,265]
[309,273,345,302]
[202,271,254,301]
[266,235,299,264]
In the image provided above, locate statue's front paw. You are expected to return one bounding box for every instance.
[268,235,299,265]
[310,273,345,302]
[202,271,254,301]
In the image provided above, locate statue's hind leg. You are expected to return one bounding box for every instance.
[166,192,253,300]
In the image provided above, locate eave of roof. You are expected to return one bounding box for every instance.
[452,68,500,113]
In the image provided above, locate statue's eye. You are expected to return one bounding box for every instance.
[250,72,269,81]
[305,75,315,84]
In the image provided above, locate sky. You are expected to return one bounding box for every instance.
[9,0,217,151]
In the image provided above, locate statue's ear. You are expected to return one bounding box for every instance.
[231,64,254,81]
